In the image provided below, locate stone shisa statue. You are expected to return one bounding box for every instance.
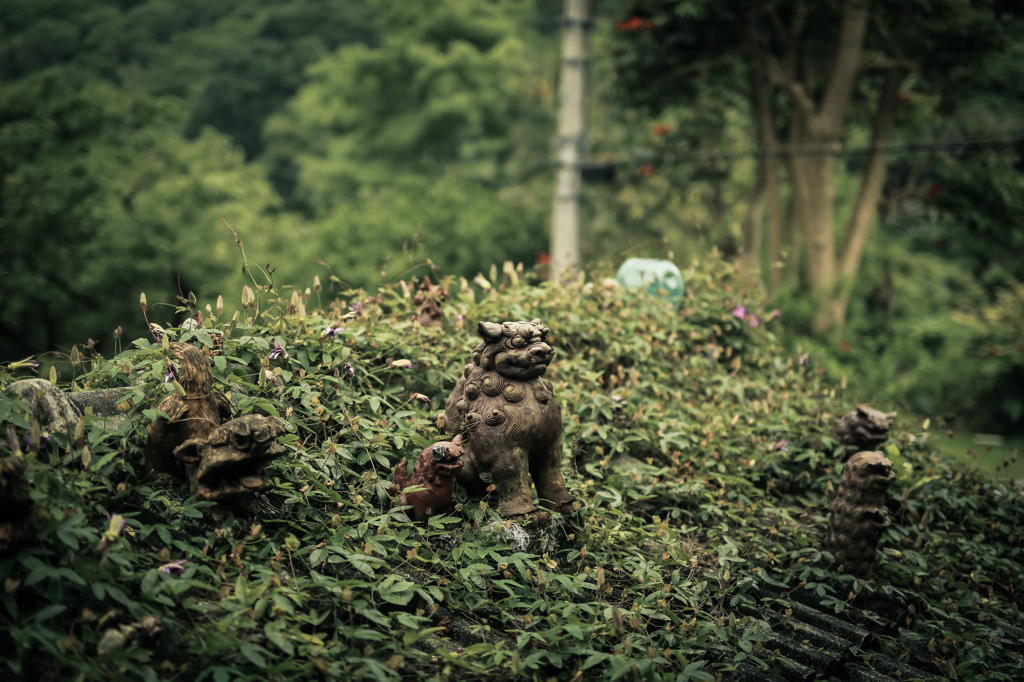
[825,451,896,578]
[6,341,284,518]
[831,405,896,450]
[144,342,284,516]
[437,319,578,526]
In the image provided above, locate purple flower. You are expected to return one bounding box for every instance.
[731,305,747,320]
[748,316,760,329]
[150,325,164,342]
[159,559,187,575]
[268,342,286,361]
[799,354,809,366]
[349,301,363,312]
[322,324,345,339]
[456,314,465,322]
[343,363,354,376]
[768,309,781,320]
[266,373,279,386]
[163,370,174,383]
[773,439,789,453]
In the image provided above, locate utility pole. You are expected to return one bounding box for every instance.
[550,0,588,279]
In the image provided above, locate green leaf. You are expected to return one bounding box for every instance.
[264,622,294,656]
[240,644,268,668]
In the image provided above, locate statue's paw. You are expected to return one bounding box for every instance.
[505,508,551,527]
[553,498,582,515]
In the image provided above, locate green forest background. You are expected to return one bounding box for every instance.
[1,0,1022,439]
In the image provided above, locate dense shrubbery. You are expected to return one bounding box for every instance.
[779,234,1024,432]
[1,260,1023,681]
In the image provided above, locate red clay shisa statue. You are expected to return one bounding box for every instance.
[389,436,465,524]
[825,451,896,578]
[439,319,578,526]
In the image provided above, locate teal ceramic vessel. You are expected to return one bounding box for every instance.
[615,258,685,309]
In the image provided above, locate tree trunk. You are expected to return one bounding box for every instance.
[738,158,766,288]
[826,65,904,329]
[693,93,725,228]
[765,148,782,289]
[792,128,839,304]
[738,18,780,289]
[790,0,870,333]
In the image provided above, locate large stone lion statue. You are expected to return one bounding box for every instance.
[442,319,577,525]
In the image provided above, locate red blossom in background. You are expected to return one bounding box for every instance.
[536,252,550,265]
[616,17,653,32]
[927,183,941,198]
[639,165,655,177]
[652,123,672,137]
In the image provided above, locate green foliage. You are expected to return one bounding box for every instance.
[782,233,1024,430]
[0,67,283,359]
[2,259,1023,681]
[260,0,555,289]
[0,0,378,159]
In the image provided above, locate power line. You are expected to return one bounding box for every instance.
[634,136,1024,163]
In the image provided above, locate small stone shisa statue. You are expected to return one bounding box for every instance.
[146,342,284,516]
[825,451,896,578]
[390,435,465,524]
[440,319,578,525]
[831,405,896,450]
[413,277,446,326]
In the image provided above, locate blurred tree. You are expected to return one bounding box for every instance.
[0,68,281,359]
[263,0,554,287]
[614,0,1013,332]
[0,0,378,162]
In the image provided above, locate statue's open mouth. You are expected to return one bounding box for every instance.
[175,415,286,517]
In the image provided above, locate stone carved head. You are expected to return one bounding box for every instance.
[472,319,553,381]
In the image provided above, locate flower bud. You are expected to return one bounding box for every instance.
[139,292,147,312]
[73,418,86,449]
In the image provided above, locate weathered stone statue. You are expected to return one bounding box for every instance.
[7,378,133,433]
[442,319,577,525]
[413,276,446,326]
[825,451,896,578]
[146,342,284,516]
[145,342,231,481]
[174,415,285,516]
[831,405,896,450]
[390,435,464,524]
